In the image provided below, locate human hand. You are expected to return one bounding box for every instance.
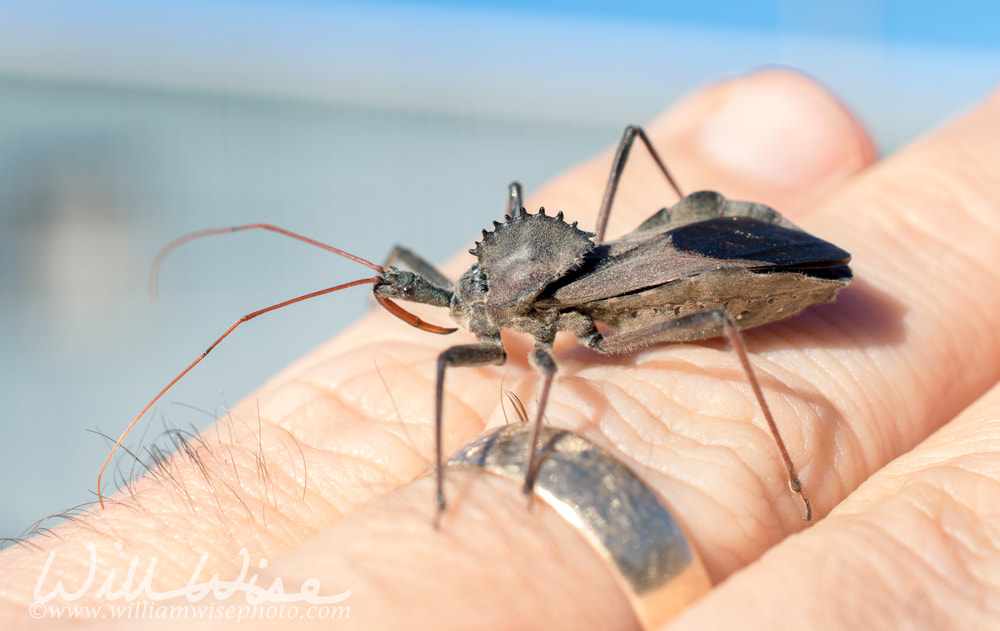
[2,69,998,629]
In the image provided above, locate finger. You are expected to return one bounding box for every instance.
[263,474,637,630]
[0,69,875,615]
[667,379,1000,630]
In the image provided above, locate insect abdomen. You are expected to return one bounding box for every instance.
[586,267,850,341]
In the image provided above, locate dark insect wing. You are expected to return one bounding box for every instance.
[670,217,851,268]
[537,216,851,308]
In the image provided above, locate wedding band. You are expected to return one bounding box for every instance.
[448,424,711,629]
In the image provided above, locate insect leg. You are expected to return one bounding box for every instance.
[594,126,684,243]
[522,347,557,496]
[507,181,524,217]
[434,339,507,518]
[595,309,813,522]
[381,246,452,289]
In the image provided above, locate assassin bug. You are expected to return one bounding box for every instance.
[98,126,851,521]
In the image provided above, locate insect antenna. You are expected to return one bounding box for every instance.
[151,223,456,335]
[101,222,461,508]
[150,223,383,300]
[98,275,381,508]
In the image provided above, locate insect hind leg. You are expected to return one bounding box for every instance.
[595,309,813,522]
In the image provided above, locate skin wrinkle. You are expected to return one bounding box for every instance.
[891,491,994,617]
[678,428,783,561]
[816,347,886,459]
[608,373,683,440]
[951,425,1000,465]
[916,139,1000,228]
[766,375,836,495]
[666,398,791,544]
[332,355,440,409]
[647,394,792,522]
[107,517,235,592]
[632,351,748,421]
[811,281,923,473]
[687,361,819,517]
[560,363,777,572]
[906,488,981,594]
[291,379,428,461]
[855,360,907,480]
[374,481,488,572]
[803,294,871,362]
[596,372,782,523]
[295,373,412,435]
[622,369,719,446]
[953,151,1000,248]
[879,208,997,341]
[813,360,871,501]
[369,362,437,430]
[784,344,852,450]
[837,517,941,623]
[917,472,1000,588]
[268,368,445,486]
[775,438,1000,629]
[370,368,445,468]
[867,172,1000,327]
[303,448,400,493]
[601,371,732,450]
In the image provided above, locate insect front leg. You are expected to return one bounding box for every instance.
[594,125,684,243]
[522,343,557,497]
[590,308,813,521]
[435,337,507,516]
[382,246,452,290]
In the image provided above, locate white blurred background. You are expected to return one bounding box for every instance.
[1,0,998,539]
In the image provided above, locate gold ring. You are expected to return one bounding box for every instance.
[448,424,711,629]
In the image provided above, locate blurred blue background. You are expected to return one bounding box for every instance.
[1,0,998,539]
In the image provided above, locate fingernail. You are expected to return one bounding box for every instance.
[697,71,869,188]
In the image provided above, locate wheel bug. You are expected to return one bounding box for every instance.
[98,126,851,522]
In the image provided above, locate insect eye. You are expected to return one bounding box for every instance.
[402,283,415,298]
[474,271,489,292]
